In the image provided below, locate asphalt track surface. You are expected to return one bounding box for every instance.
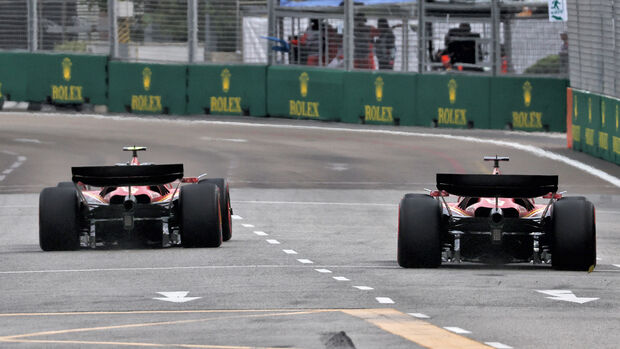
[0,112,619,349]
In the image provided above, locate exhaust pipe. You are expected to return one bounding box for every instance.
[123,195,137,212]
[489,207,503,244]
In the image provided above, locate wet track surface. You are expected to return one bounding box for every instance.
[0,112,619,348]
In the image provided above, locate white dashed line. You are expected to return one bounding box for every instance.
[333,276,350,281]
[613,264,620,269]
[266,239,280,245]
[376,297,394,304]
[283,249,298,254]
[231,215,243,220]
[485,342,513,349]
[408,313,430,319]
[444,327,471,334]
[253,231,268,236]
[0,175,5,182]
[315,269,332,273]
[241,223,254,228]
[353,286,373,290]
[2,169,13,175]
[297,259,314,264]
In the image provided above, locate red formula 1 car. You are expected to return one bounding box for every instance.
[398,156,596,271]
[39,146,232,250]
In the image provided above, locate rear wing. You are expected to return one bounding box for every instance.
[436,174,558,198]
[72,164,183,187]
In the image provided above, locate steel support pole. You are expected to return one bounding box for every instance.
[344,0,354,71]
[27,0,38,52]
[491,0,500,76]
[108,0,119,59]
[417,0,425,73]
[267,0,276,65]
[188,0,198,63]
[402,18,408,71]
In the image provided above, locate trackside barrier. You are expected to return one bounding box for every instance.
[267,66,344,121]
[0,52,107,106]
[343,71,416,126]
[187,65,267,117]
[569,88,620,165]
[108,61,187,115]
[416,74,491,129]
[490,77,568,132]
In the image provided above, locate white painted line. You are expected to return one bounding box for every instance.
[241,223,254,228]
[253,231,268,236]
[153,291,201,303]
[201,136,248,143]
[9,162,22,169]
[2,168,13,175]
[14,138,41,144]
[613,264,620,269]
[408,313,430,319]
[315,269,332,273]
[353,286,374,290]
[536,290,599,304]
[333,276,350,281]
[485,342,513,349]
[283,249,298,254]
[231,215,243,220]
[444,327,471,334]
[0,175,5,182]
[597,258,602,261]
[266,239,280,245]
[376,297,394,304]
[1,150,18,156]
[297,259,314,264]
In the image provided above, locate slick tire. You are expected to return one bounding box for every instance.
[398,194,442,268]
[39,187,81,251]
[199,178,232,242]
[551,197,596,271]
[57,182,75,188]
[180,183,222,248]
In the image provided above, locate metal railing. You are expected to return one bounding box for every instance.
[0,0,567,78]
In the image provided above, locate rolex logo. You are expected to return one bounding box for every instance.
[62,57,72,82]
[523,81,532,107]
[448,79,457,105]
[221,69,231,93]
[142,67,152,91]
[299,72,309,98]
[375,77,384,102]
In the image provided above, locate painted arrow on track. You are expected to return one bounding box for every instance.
[536,290,599,304]
[153,291,201,303]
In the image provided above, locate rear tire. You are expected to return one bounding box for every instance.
[199,178,232,241]
[180,183,222,248]
[551,198,596,271]
[398,194,442,268]
[39,187,81,251]
[57,182,75,188]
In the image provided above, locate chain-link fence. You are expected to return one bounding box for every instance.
[0,0,567,77]
[568,0,618,98]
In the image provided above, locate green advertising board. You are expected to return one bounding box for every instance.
[108,61,187,115]
[187,65,267,116]
[574,91,600,157]
[416,74,490,128]
[343,71,416,126]
[267,65,344,121]
[0,52,30,103]
[490,77,568,132]
[599,96,616,162]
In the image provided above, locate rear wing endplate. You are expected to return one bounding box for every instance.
[72,164,183,187]
[436,174,558,198]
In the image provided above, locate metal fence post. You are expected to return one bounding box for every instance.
[27,0,38,52]
[188,0,198,63]
[344,0,354,71]
[491,0,500,76]
[417,0,425,73]
[267,0,276,65]
[109,0,119,59]
[402,17,409,72]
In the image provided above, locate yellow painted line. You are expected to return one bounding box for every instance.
[0,338,291,349]
[343,308,494,349]
[1,310,332,340]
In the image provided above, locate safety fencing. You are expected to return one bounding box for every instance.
[569,88,620,166]
[0,52,569,133]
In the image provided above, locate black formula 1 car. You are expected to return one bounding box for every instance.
[398,156,596,271]
[39,146,232,250]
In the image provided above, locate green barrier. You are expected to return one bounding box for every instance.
[0,52,30,102]
[0,52,107,105]
[571,89,585,152]
[108,61,186,115]
[575,91,600,157]
[607,97,620,165]
[599,96,616,162]
[187,65,266,116]
[490,77,568,132]
[267,66,344,121]
[342,71,416,126]
[416,74,490,128]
